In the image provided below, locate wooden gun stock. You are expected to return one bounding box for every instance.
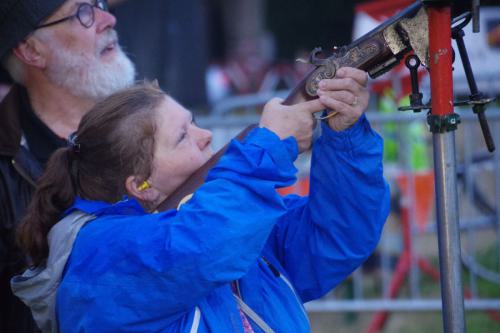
[156,1,425,211]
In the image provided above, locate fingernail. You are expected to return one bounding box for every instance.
[318,81,326,89]
[337,68,345,77]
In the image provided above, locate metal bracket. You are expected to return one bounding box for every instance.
[398,104,431,112]
[427,113,461,133]
[398,96,497,112]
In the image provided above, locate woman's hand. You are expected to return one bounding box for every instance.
[317,67,369,132]
[260,97,324,153]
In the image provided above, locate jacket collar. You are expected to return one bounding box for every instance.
[0,84,23,157]
[0,85,44,186]
[65,197,147,218]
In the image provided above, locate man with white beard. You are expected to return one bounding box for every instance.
[0,1,135,332]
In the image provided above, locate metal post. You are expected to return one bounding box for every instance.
[427,3,466,332]
[432,133,465,333]
[495,121,500,270]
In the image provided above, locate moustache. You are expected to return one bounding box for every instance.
[97,29,120,54]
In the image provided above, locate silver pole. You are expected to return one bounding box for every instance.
[495,121,500,271]
[433,131,466,333]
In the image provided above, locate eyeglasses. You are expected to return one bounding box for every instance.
[36,0,109,30]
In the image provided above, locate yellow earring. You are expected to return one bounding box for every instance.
[138,180,151,191]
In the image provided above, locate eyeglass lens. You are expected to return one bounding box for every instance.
[77,1,108,28]
[77,4,95,28]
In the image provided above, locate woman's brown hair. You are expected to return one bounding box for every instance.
[18,82,166,267]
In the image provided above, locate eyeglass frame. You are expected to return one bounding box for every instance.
[36,0,109,30]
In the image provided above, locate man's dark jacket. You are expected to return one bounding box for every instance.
[0,85,44,333]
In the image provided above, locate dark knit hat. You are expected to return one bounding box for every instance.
[0,0,67,60]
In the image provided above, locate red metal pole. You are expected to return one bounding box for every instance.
[428,6,454,117]
[427,2,466,332]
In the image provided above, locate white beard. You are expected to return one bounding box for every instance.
[44,30,136,100]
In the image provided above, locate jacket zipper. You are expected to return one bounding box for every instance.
[260,257,309,321]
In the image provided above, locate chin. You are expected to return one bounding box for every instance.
[204,150,214,162]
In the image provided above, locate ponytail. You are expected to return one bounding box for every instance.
[17,82,165,268]
[17,147,78,267]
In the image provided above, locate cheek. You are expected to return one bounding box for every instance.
[151,156,174,184]
[158,155,193,181]
[54,28,84,48]
[152,146,207,190]
[67,33,97,56]
[187,150,208,169]
[179,154,201,176]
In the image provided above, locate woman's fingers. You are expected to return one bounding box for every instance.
[317,67,368,95]
[318,94,360,118]
[317,90,357,107]
[337,67,368,87]
[314,67,370,132]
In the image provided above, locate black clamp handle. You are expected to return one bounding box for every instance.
[452,21,495,152]
[406,55,424,111]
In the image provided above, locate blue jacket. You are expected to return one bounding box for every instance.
[14,117,390,332]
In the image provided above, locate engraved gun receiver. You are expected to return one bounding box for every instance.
[285,1,428,105]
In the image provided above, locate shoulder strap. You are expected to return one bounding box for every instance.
[232,294,276,333]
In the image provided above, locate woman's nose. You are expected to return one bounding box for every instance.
[196,127,212,150]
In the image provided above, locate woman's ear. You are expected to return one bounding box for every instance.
[13,37,47,69]
[125,176,160,203]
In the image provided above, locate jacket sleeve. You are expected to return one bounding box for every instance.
[267,115,391,302]
[69,127,300,319]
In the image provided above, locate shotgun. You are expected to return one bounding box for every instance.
[156,1,429,211]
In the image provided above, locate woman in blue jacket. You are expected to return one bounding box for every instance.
[13,68,389,333]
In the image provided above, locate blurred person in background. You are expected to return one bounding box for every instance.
[206,36,276,105]
[0,0,135,331]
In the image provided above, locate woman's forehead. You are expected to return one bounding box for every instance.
[160,96,191,118]
[156,97,191,136]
